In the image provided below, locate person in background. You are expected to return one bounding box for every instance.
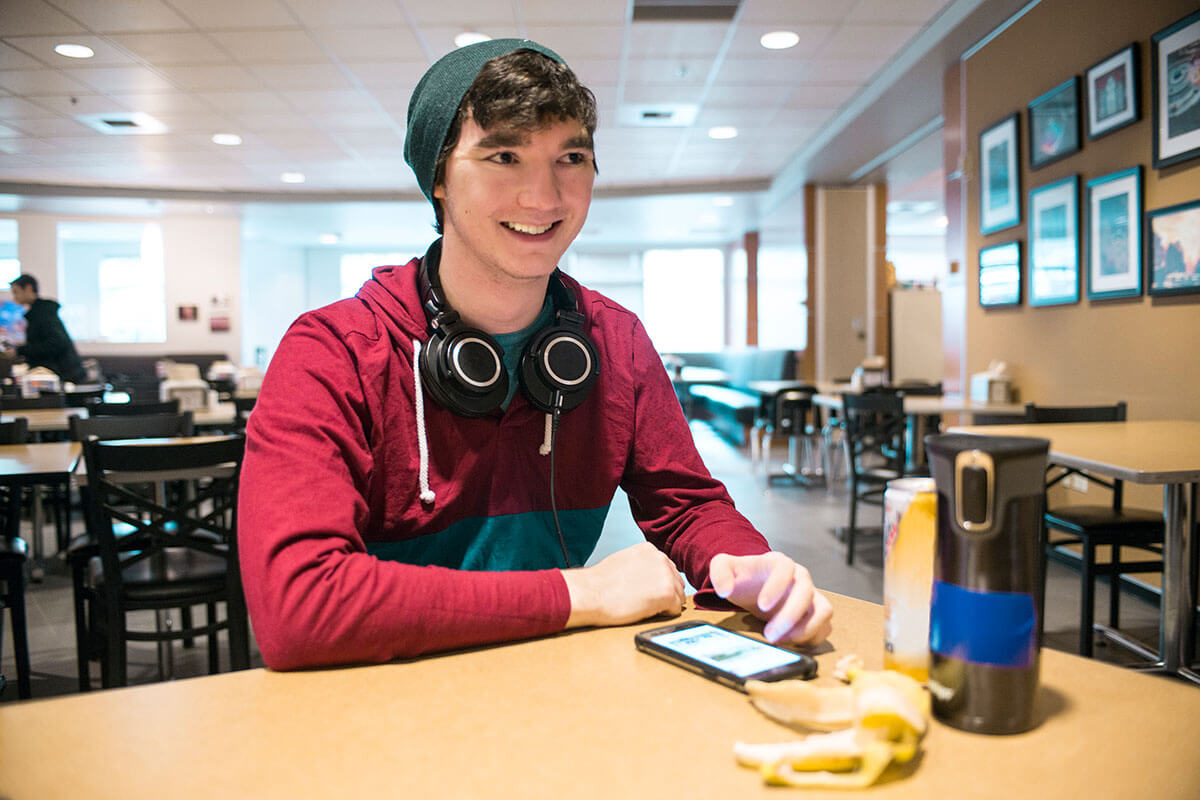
[238,39,833,671]
[5,274,86,384]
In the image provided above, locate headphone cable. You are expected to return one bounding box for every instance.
[548,391,572,569]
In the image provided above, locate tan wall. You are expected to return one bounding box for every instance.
[962,0,1200,422]
[815,187,871,381]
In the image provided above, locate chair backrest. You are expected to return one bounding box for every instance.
[1024,401,1126,423]
[0,394,67,410]
[87,398,181,417]
[69,411,195,442]
[841,392,907,475]
[890,381,943,396]
[232,395,256,431]
[81,435,246,599]
[63,388,106,408]
[0,417,29,445]
[772,386,817,433]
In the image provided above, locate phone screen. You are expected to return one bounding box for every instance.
[647,623,804,678]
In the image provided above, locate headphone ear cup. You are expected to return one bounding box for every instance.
[419,326,509,418]
[520,324,599,414]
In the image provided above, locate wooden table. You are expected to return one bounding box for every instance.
[0,403,236,433]
[1,592,1197,798]
[0,441,82,563]
[952,421,1200,685]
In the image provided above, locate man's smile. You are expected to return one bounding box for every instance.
[502,221,560,236]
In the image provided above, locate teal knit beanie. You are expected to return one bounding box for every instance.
[404,38,566,204]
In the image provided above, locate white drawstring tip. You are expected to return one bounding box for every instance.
[419,489,436,504]
[539,412,552,456]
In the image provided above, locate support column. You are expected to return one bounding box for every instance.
[743,230,759,346]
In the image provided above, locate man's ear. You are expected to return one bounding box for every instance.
[433,183,445,200]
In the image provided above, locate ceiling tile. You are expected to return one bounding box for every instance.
[625,58,713,86]
[281,0,407,27]
[0,1,89,36]
[523,25,627,59]
[724,23,836,58]
[195,90,293,113]
[848,0,951,24]
[281,88,379,114]
[307,110,399,131]
[0,41,54,70]
[7,116,95,136]
[146,112,239,133]
[107,32,230,65]
[250,63,353,91]
[223,111,315,130]
[310,27,423,61]
[703,83,791,107]
[153,63,264,91]
[518,0,628,25]
[108,91,220,114]
[781,83,856,108]
[63,65,179,93]
[29,93,128,115]
[48,0,192,33]
[627,22,730,60]
[738,0,849,25]
[621,83,704,106]
[3,34,139,67]
[819,24,921,59]
[400,0,518,26]
[416,26,524,59]
[165,0,297,28]
[559,59,621,91]
[342,61,431,90]
[791,58,885,85]
[209,30,327,62]
[0,69,92,95]
[0,94,66,117]
[714,58,811,85]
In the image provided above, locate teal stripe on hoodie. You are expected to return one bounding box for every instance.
[366,504,612,571]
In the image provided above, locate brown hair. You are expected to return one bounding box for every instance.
[431,49,598,232]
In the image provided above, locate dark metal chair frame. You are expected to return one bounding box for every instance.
[0,417,32,698]
[841,392,909,565]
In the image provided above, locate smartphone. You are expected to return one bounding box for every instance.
[634,620,817,691]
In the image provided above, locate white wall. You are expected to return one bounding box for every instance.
[241,239,306,368]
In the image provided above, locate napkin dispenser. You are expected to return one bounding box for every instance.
[969,361,1013,404]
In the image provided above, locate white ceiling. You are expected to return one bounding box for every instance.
[0,0,1027,246]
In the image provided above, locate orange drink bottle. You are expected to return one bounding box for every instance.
[882,477,937,682]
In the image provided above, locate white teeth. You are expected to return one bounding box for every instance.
[504,221,553,235]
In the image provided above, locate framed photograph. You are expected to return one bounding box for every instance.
[979,114,1021,235]
[1086,167,1143,300]
[1086,43,1140,139]
[1152,10,1200,168]
[1146,198,1200,296]
[1028,176,1080,307]
[1028,77,1082,169]
[979,241,1022,308]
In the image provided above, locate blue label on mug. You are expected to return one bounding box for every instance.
[929,580,1037,669]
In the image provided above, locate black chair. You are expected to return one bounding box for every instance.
[63,388,106,408]
[755,386,824,485]
[80,434,249,688]
[0,394,67,411]
[841,392,908,565]
[1024,401,1165,657]
[0,417,32,698]
[67,412,196,690]
[232,395,256,433]
[87,398,180,417]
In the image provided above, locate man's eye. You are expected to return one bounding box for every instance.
[563,152,590,165]
[489,152,516,164]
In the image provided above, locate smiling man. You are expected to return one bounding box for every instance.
[238,39,833,670]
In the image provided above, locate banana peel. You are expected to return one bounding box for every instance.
[734,655,930,789]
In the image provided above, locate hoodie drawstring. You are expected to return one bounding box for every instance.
[412,338,436,504]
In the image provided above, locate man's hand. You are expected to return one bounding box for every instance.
[562,542,685,629]
[708,552,833,646]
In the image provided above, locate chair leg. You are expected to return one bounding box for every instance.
[846,481,858,566]
[72,560,92,691]
[1109,543,1121,629]
[181,605,195,648]
[1080,540,1096,658]
[2,564,32,699]
[207,603,219,674]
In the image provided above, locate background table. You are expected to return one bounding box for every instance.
[2,592,1198,798]
[0,441,82,565]
[0,403,236,434]
[953,421,1200,684]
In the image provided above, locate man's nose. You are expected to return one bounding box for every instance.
[517,162,561,208]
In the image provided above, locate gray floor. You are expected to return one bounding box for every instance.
[0,421,1172,701]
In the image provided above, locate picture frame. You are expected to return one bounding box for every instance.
[1086,43,1140,139]
[978,241,1022,308]
[1028,77,1081,169]
[1086,167,1142,300]
[1028,175,1080,307]
[979,113,1021,235]
[1146,198,1200,296]
[1152,10,1200,168]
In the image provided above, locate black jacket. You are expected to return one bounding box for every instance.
[17,298,86,383]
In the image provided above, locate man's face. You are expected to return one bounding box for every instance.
[9,284,33,306]
[433,115,594,286]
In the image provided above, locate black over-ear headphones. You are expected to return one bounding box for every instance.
[417,238,599,418]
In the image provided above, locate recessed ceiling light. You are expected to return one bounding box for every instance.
[211,133,242,146]
[708,126,738,140]
[54,43,95,59]
[713,196,734,207]
[760,31,800,50]
[455,31,492,48]
[280,172,305,184]
[318,233,341,245]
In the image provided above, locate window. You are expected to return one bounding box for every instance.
[757,246,807,349]
[562,251,643,316]
[339,252,407,299]
[0,218,18,284]
[57,221,166,343]
[641,248,724,352]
